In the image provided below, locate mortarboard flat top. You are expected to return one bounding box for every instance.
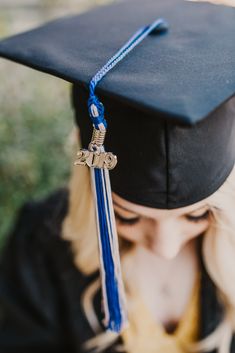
[0,0,235,125]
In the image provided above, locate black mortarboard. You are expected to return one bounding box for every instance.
[1,0,235,332]
[0,0,235,209]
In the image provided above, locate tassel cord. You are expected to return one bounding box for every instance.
[88,17,168,130]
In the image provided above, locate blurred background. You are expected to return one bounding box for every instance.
[0,0,112,247]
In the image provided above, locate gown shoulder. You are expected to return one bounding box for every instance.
[0,187,94,353]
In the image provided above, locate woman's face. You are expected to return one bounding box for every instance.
[112,193,212,260]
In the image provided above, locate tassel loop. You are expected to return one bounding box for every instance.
[88,95,107,131]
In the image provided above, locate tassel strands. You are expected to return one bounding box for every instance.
[91,165,127,331]
[88,126,126,331]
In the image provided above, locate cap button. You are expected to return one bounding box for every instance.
[150,21,169,35]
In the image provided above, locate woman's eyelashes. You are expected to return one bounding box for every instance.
[114,211,140,225]
[114,209,211,226]
[185,209,210,222]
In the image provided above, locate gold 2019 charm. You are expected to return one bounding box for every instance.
[74,149,117,170]
[74,127,117,170]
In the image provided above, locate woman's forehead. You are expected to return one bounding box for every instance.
[112,192,209,217]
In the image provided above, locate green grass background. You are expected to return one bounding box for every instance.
[0,61,74,247]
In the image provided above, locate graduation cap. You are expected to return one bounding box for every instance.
[1,0,235,333]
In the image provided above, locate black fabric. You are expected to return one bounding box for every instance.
[1,0,235,209]
[0,189,94,353]
[73,85,235,208]
[0,189,234,352]
[0,0,235,125]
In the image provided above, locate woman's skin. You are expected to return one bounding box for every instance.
[112,193,211,332]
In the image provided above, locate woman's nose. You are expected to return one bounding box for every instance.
[147,222,182,260]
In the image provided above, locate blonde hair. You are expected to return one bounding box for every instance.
[62,139,235,353]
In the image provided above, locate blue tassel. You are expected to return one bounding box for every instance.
[74,17,168,332]
[92,167,125,331]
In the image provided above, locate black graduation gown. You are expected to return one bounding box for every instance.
[0,188,233,353]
